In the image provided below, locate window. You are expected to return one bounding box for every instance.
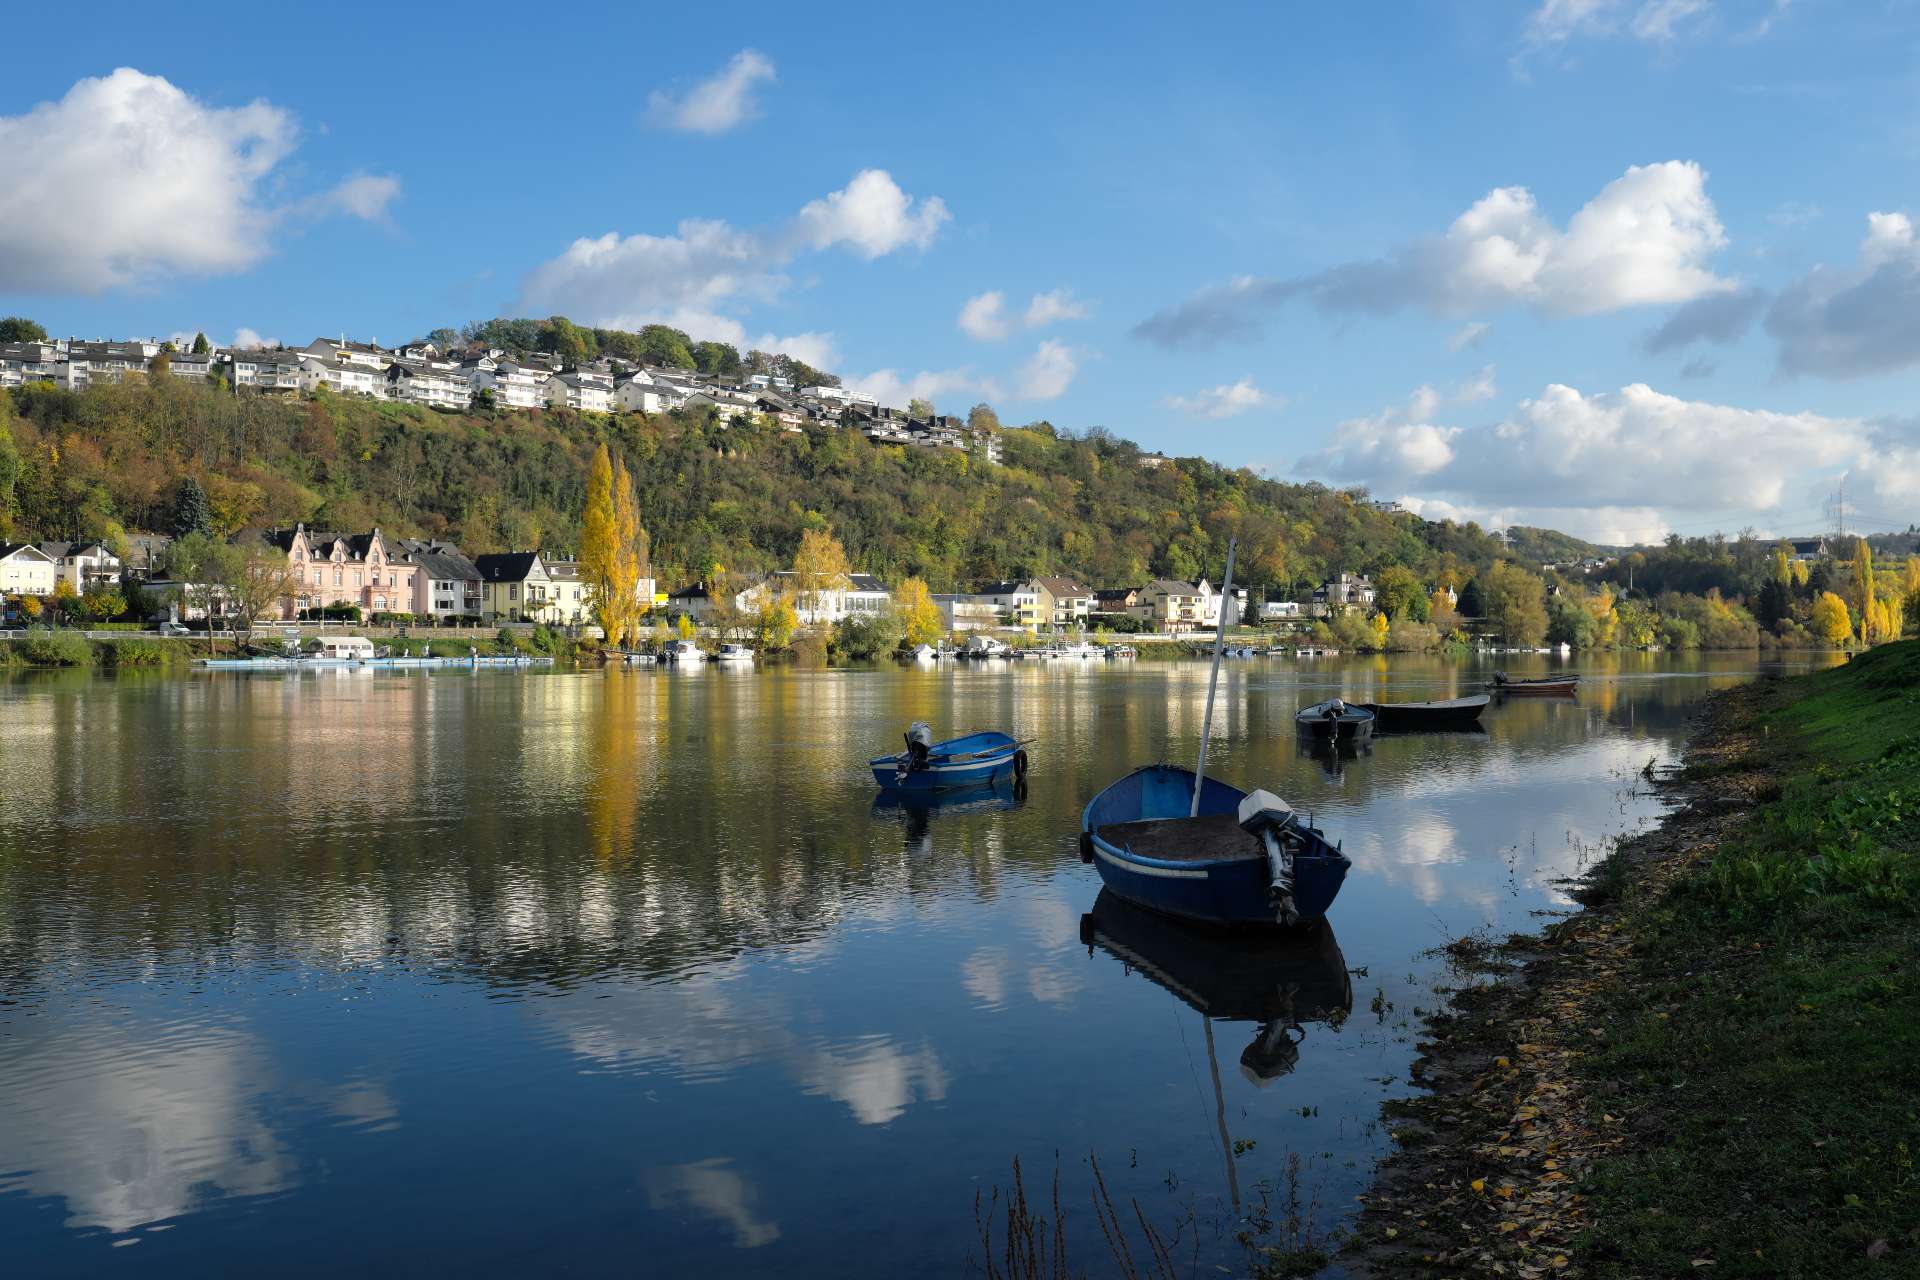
[335,569,342,586]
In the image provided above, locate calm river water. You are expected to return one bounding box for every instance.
[0,653,1837,1276]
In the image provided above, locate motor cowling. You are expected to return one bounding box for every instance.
[904,721,933,771]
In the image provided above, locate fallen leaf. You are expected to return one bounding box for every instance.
[1472,1179,1487,1193]
[1499,1222,1519,1233]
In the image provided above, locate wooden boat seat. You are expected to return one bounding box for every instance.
[1096,813,1265,862]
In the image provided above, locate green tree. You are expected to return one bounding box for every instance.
[541,316,595,365]
[966,403,1002,434]
[691,340,743,378]
[1482,561,1549,646]
[638,325,696,369]
[907,397,935,420]
[168,476,214,539]
[1373,564,1427,620]
[0,316,48,342]
[1546,594,1599,648]
[191,332,211,355]
[1458,577,1486,618]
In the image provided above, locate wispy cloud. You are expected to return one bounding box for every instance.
[645,50,776,135]
[1162,377,1282,420]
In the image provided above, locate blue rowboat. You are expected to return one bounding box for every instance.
[1079,765,1350,928]
[869,730,1028,792]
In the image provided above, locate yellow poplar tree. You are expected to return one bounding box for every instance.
[894,576,943,646]
[1852,541,1875,643]
[580,443,619,641]
[612,458,645,647]
[1811,591,1852,646]
[1370,611,1390,648]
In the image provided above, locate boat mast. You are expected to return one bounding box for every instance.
[1191,538,1238,817]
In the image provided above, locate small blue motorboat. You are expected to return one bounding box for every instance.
[1078,537,1351,929]
[1080,765,1349,928]
[870,723,1030,792]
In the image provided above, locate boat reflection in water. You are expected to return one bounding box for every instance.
[1302,737,1368,783]
[1079,889,1351,1211]
[1079,890,1350,1083]
[870,778,1027,853]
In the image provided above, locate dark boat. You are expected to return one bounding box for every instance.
[1079,890,1351,1081]
[1355,694,1490,730]
[1294,698,1376,744]
[1081,765,1350,928]
[1489,672,1579,696]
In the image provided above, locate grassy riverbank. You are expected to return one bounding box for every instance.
[1350,641,1920,1277]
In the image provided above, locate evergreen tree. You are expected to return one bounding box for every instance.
[0,316,48,342]
[191,332,211,355]
[168,476,213,539]
[1458,577,1486,618]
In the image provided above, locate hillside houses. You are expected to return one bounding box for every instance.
[0,332,1007,466]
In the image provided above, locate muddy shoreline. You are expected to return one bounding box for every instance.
[1339,683,1778,1278]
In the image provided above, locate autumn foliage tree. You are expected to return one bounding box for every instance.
[1811,591,1852,646]
[580,442,647,647]
[893,576,943,647]
[791,527,851,623]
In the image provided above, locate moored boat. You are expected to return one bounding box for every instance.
[1489,672,1578,695]
[1354,694,1489,730]
[870,723,1030,792]
[715,643,755,663]
[664,639,706,663]
[1080,765,1349,928]
[1104,643,1137,659]
[1294,698,1375,744]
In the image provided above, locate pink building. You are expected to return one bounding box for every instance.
[263,525,419,619]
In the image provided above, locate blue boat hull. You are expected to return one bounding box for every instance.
[870,731,1023,792]
[1082,765,1349,929]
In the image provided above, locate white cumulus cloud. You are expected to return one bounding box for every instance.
[232,327,275,350]
[0,68,302,292]
[645,50,776,135]
[1135,162,1730,346]
[958,287,1088,341]
[517,170,948,360]
[958,291,1011,341]
[1014,340,1080,401]
[792,169,949,259]
[1304,381,1880,543]
[1163,377,1282,420]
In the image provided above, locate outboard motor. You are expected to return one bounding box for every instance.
[1238,789,1301,926]
[903,722,934,773]
[1325,698,1345,721]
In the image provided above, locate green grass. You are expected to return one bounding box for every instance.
[1581,641,1920,1277]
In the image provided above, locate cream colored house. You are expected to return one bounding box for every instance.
[1,543,58,596]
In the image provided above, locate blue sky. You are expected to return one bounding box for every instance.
[2,0,1918,543]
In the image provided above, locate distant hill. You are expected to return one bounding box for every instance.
[1504,525,1617,564]
[2,379,1590,594]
